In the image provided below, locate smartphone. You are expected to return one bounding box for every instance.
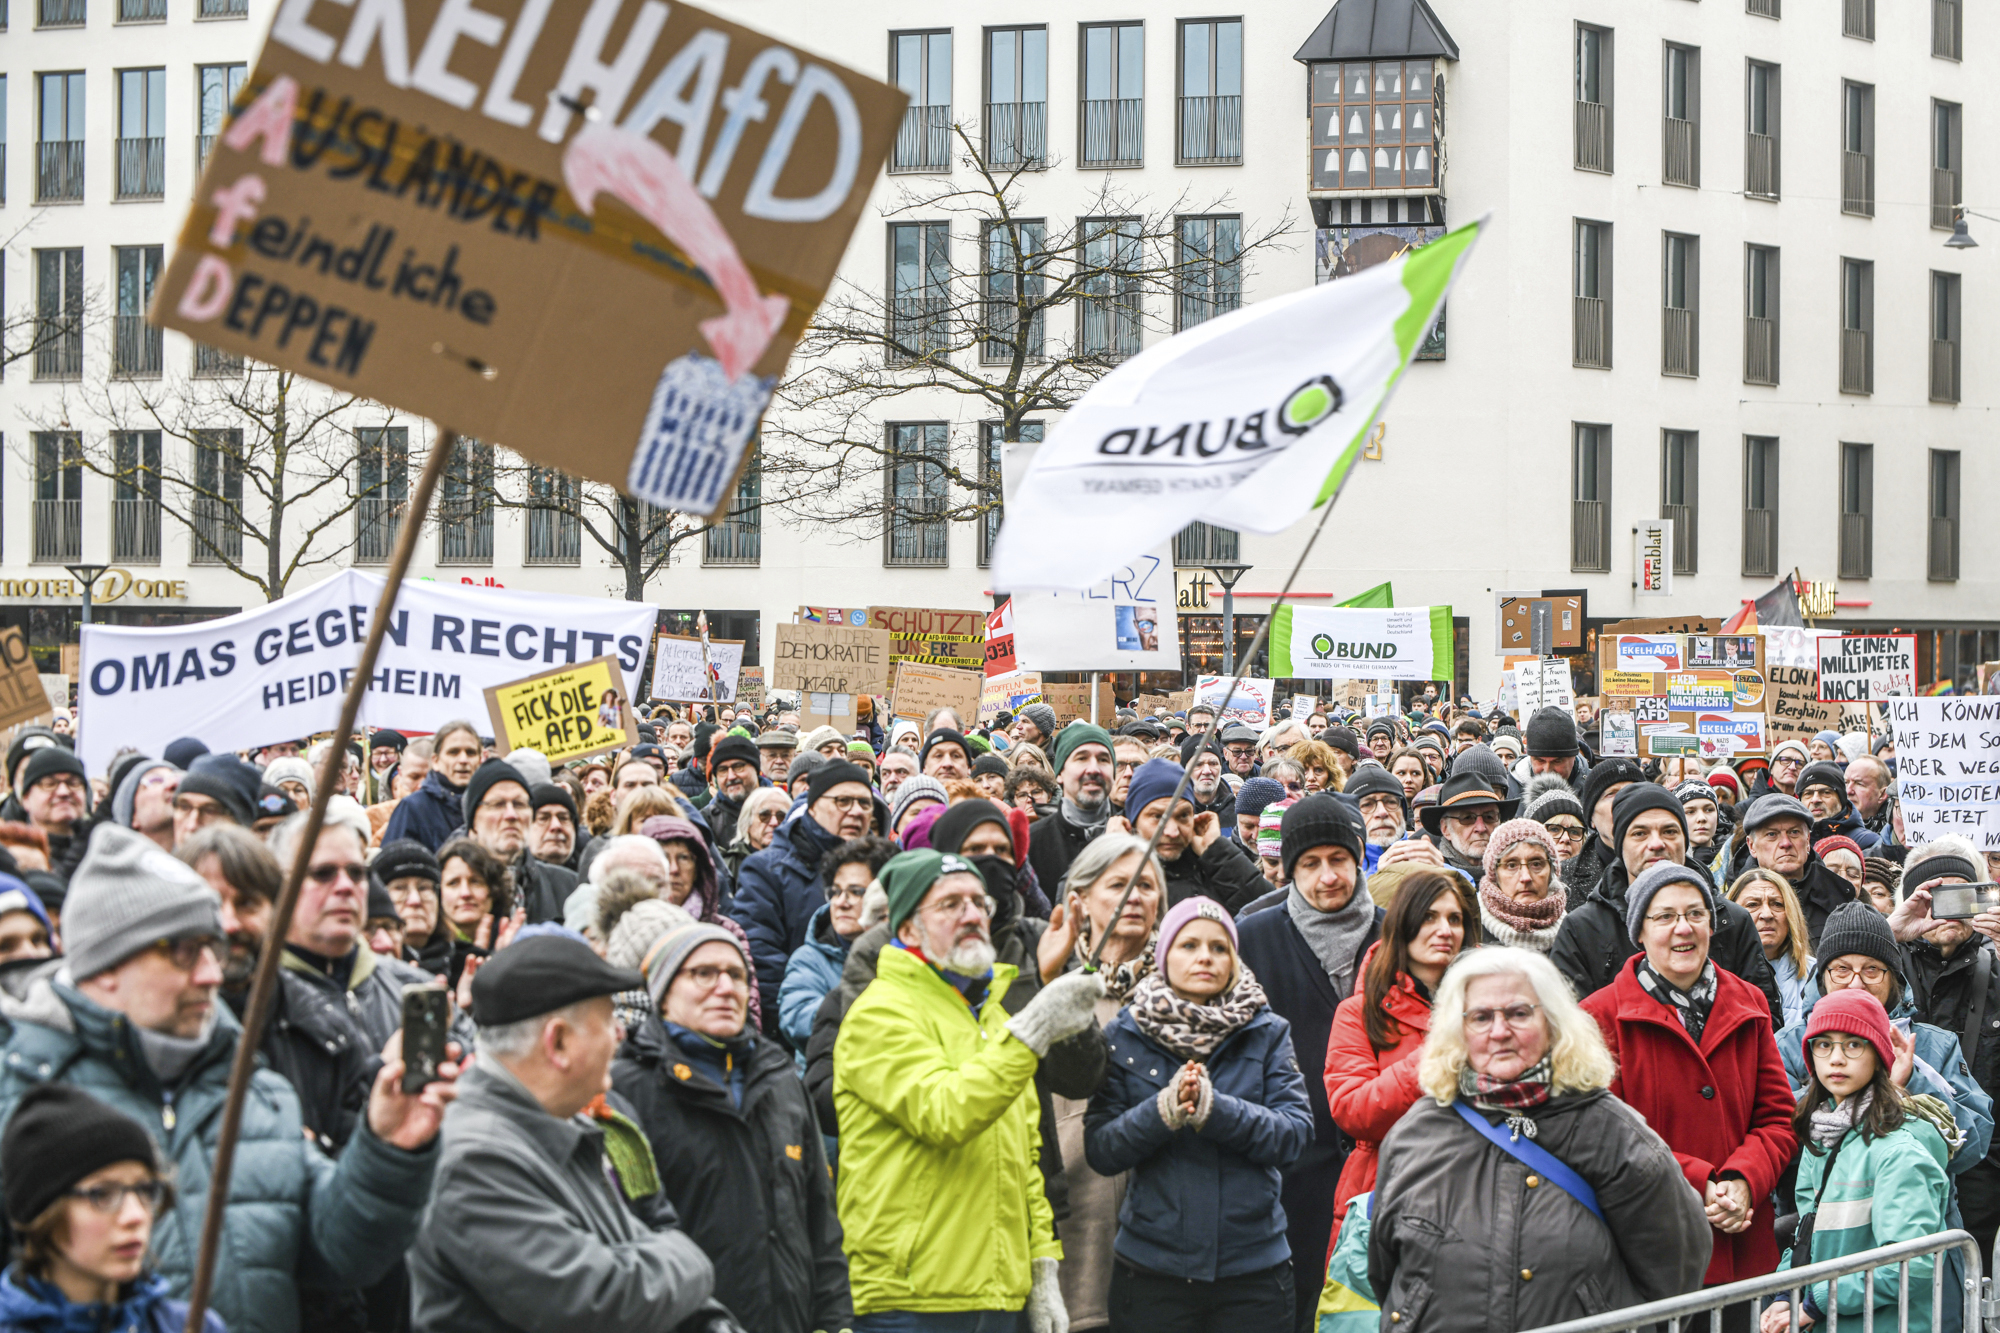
[401,984,451,1093]
[1931,883,2000,921]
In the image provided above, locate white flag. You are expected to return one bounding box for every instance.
[990,215,1485,592]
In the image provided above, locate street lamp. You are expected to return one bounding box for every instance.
[1945,207,1985,248]
[1202,562,1253,675]
[62,563,111,627]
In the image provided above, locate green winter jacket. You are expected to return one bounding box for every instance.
[0,968,439,1333]
[1782,1112,1952,1333]
[833,946,1060,1315]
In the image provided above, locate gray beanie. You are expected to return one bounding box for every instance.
[261,756,315,792]
[64,823,222,979]
[1018,703,1057,739]
[604,897,693,973]
[1624,860,1718,946]
[110,759,182,830]
[507,748,554,789]
[890,775,949,829]
[639,920,746,1012]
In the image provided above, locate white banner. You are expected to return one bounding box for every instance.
[1819,634,1917,702]
[1268,605,1452,681]
[649,634,745,702]
[77,572,657,773]
[1888,697,2000,851]
[1196,676,1274,727]
[1517,657,1577,718]
[1761,626,1822,671]
[1008,549,1182,672]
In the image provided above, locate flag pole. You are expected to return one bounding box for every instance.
[181,430,460,1333]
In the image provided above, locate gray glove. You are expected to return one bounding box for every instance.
[1006,970,1107,1056]
[1025,1255,1069,1333]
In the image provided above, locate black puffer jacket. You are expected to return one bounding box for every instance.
[1160,835,1268,913]
[1369,1091,1712,1331]
[613,1021,849,1333]
[224,970,375,1155]
[1549,857,1785,1027]
[1906,936,2000,1146]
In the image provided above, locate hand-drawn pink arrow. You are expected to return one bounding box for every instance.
[563,123,791,383]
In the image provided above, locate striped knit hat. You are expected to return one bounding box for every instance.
[1257,798,1294,862]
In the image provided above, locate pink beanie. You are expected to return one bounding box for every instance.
[1155,896,1238,976]
[1803,988,1896,1073]
[1482,818,1561,879]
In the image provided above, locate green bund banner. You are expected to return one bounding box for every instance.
[1267,604,1454,681]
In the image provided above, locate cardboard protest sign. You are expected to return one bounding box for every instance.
[980,671,1044,726]
[649,633,744,702]
[1135,693,1173,716]
[1044,680,1116,724]
[869,606,985,667]
[0,630,53,731]
[1818,635,1917,702]
[1516,658,1576,718]
[1768,665,1840,743]
[1597,631,1770,760]
[769,623,891,696]
[891,661,983,726]
[1888,697,2000,850]
[484,655,634,763]
[735,666,765,713]
[153,0,904,520]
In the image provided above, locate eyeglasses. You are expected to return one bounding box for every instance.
[680,963,748,990]
[1441,808,1501,829]
[1497,856,1551,876]
[1773,757,1804,770]
[754,810,784,826]
[307,861,368,885]
[1643,908,1711,929]
[828,884,869,901]
[821,795,873,813]
[1463,1003,1542,1031]
[152,936,223,971]
[67,1181,167,1215]
[1809,1036,1874,1059]
[479,798,532,815]
[34,776,85,795]
[1824,961,1890,985]
[1544,823,1585,843]
[923,893,996,920]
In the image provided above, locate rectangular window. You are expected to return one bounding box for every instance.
[117,0,162,21]
[1663,44,1700,187]
[1573,220,1612,368]
[116,69,166,198]
[1844,0,1875,39]
[1174,521,1240,566]
[197,64,246,168]
[1081,22,1144,167]
[891,31,952,172]
[33,248,83,380]
[1842,82,1874,216]
[1928,450,1960,580]
[355,427,409,564]
[984,28,1046,169]
[1746,61,1780,198]
[1743,436,1779,577]
[37,72,85,201]
[1175,215,1241,330]
[1079,216,1142,360]
[703,444,762,566]
[885,422,949,567]
[1932,100,1962,229]
[1178,18,1242,165]
[111,431,162,563]
[1840,257,1873,394]
[113,245,163,377]
[1935,0,1962,58]
[1661,430,1699,574]
[524,465,580,565]
[1574,25,1613,173]
[1744,244,1779,385]
[977,421,1039,567]
[1839,441,1873,578]
[1749,0,1779,18]
[31,432,81,564]
[1662,232,1699,377]
[1,76,8,206]
[37,0,84,27]
[887,221,951,364]
[981,218,1045,363]
[198,0,248,17]
[1930,270,1960,403]
[1571,424,1612,572]
[1309,59,1435,190]
[190,431,244,565]
[437,439,494,565]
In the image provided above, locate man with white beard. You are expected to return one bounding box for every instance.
[1340,763,1409,874]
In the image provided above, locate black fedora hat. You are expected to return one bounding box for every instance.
[1417,771,1521,835]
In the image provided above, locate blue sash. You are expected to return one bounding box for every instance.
[1452,1100,1605,1222]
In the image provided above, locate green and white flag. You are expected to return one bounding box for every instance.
[990,214,1486,592]
[1268,605,1455,681]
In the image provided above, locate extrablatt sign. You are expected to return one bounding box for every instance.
[1818,635,1917,702]
[153,0,904,520]
[485,655,634,763]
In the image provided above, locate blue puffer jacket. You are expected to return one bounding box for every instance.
[778,904,850,1058]
[381,771,467,853]
[733,812,846,1037]
[0,970,439,1333]
[1084,1003,1314,1281]
[0,1267,226,1333]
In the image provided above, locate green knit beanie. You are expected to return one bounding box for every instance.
[1051,723,1114,773]
[879,849,983,932]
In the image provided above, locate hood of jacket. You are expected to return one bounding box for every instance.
[0,1266,198,1333]
[639,815,722,921]
[804,902,854,965]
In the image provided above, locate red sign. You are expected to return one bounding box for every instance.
[985,601,1017,677]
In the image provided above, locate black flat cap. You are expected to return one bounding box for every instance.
[470,934,644,1027]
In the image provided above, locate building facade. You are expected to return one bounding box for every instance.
[2,0,1993,695]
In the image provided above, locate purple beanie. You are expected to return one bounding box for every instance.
[1155,895,1238,976]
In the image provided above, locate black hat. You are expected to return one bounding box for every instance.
[529,783,577,823]
[709,735,761,775]
[3,1084,159,1227]
[1321,726,1360,759]
[18,746,86,793]
[636,724,659,743]
[1610,782,1688,853]
[1814,901,1904,994]
[1280,794,1367,883]
[1524,707,1580,758]
[1363,718,1397,743]
[931,799,1012,857]
[162,737,210,770]
[255,786,298,822]
[366,875,399,923]
[1797,761,1849,807]
[469,933,644,1027]
[21,871,66,919]
[5,728,65,791]
[1417,771,1520,835]
[919,728,970,767]
[370,729,408,752]
[806,759,871,806]
[628,744,667,767]
[375,838,441,886]
[177,753,261,826]
[1579,758,1647,824]
[971,753,1011,779]
[1217,722,1259,745]
[461,759,531,826]
[1342,763,1406,810]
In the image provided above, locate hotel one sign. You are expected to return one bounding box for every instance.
[0,570,191,602]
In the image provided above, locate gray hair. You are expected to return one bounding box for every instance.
[476,999,600,1058]
[735,787,791,839]
[589,834,668,885]
[1416,947,1616,1104]
[267,800,371,870]
[176,824,282,907]
[1061,831,1166,900]
[1262,757,1304,785]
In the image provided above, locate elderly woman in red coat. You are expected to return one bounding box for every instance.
[1580,861,1797,1304]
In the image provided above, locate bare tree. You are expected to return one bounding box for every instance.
[1,216,104,381]
[762,122,1292,543]
[29,364,408,601]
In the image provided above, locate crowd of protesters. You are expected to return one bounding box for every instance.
[0,677,1988,1333]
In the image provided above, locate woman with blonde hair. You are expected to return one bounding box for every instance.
[1729,867,1818,1030]
[1367,947,1712,1330]
[1010,741,1052,774]
[1289,740,1347,794]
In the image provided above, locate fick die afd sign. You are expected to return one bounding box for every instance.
[153,0,903,519]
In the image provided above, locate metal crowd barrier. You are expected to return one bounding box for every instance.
[1530,1230,1986,1333]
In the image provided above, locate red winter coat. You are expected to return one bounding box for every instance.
[1580,955,1798,1286]
[1324,956,1433,1231]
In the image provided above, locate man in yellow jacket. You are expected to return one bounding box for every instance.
[835,850,1107,1333]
